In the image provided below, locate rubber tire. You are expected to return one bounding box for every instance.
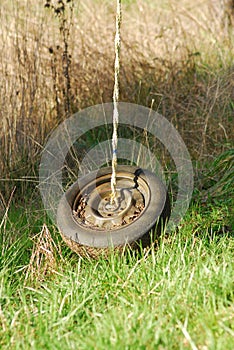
[57,166,170,257]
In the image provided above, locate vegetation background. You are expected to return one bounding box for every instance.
[0,0,233,349]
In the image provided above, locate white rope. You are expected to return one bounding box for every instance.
[111,0,122,204]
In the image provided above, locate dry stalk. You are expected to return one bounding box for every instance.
[45,0,74,119]
[25,223,63,283]
[0,305,7,332]
[0,187,16,234]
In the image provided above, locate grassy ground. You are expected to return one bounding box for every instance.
[0,196,233,350]
[0,0,234,349]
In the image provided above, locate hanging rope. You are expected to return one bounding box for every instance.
[110,0,122,204]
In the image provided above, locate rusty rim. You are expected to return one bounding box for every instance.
[72,171,150,231]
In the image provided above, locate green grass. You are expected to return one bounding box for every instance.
[0,196,233,350]
[0,1,233,348]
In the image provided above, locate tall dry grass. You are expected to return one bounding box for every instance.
[0,0,233,200]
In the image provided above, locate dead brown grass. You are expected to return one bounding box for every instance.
[0,0,233,196]
[25,223,63,283]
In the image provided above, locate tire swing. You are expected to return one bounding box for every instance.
[57,0,171,258]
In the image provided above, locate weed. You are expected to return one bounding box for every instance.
[25,223,64,283]
[45,0,74,119]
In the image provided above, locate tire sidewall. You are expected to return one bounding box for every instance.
[57,166,169,248]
